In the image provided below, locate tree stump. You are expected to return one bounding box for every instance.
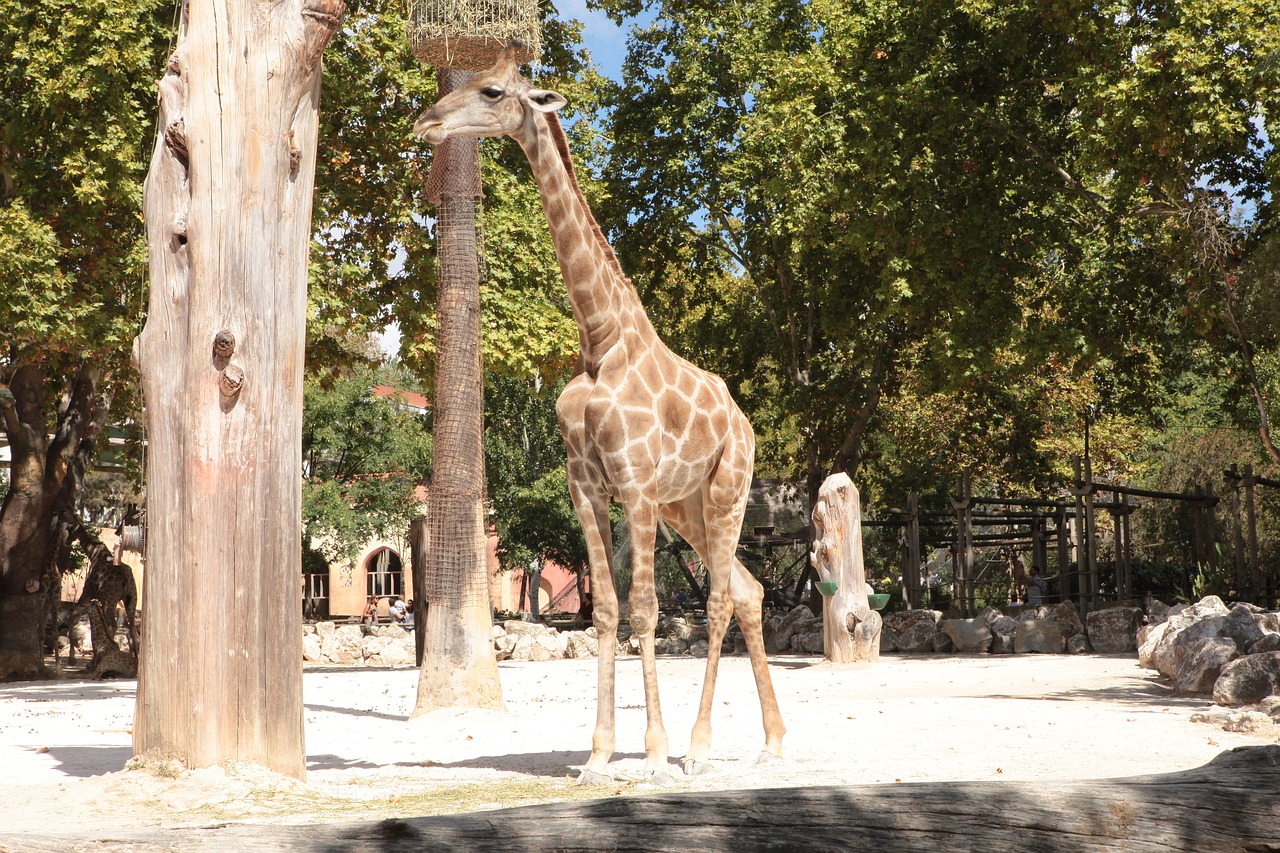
[810,473,880,663]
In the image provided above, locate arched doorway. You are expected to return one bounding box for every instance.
[365,547,404,599]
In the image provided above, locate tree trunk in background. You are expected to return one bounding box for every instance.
[0,363,108,681]
[413,69,504,716]
[410,516,428,667]
[810,473,881,663]
[134,0,343,779]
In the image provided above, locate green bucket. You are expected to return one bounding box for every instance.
[868,593,890,611]
[815,581,839,597]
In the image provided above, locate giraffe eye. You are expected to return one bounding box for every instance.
[480,86,504,100]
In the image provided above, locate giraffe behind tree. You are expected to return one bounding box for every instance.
[414,46,785,783]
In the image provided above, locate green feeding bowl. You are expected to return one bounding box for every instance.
[814,581,839,597]
[868,593,890,611]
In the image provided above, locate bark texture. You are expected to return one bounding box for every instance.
[133,0,343,778]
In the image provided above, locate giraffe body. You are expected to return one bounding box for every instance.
[415,48,784,781]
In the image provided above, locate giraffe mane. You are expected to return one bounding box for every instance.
[541,110,627,282]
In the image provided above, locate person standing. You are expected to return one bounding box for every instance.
[1026,565,1048,607]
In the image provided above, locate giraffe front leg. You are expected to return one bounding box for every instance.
[568,486,618,785]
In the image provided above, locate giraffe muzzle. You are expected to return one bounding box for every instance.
[412,112,447,145]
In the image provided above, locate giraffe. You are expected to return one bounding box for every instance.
[413,46,785,784]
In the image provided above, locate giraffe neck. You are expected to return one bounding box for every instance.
[516,112,657,371]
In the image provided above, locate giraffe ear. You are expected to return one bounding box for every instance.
[527,89,567,113]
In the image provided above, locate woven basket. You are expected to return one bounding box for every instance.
[408,0,540,70]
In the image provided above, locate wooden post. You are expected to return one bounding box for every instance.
[134,0,344,779]
[1070,458,1088,611]
[952,471,974,616]
[1203,483,1218,575]
[906,493,920,610]
[1245,464,1260,603]
[1055,502,1070,603]
[1227,466,1247,599]
[809,473,880,663]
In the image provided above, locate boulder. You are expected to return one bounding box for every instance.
[880,624,900,654]
[882,609,942,635]
[1255,611,1280,635]
[1066,634,1092,655]
[503,620,553,637]
[1014,619,1068,654]
[689,639,710,658]
[1190,708,1277,735]
[774,606,820,653]
[1048,602,1086,638]
[320,624,364,665]
[657,615,695,640]
[1214,652,1280,706]
[932,630,955,654]
[1174,637,1238,695]
[1147,597,1232,679]
[1248,633,1280,655]
[655,636,690,656]
[943,618,993,654]
[1221,604,1266,651]
[1146,599,1171,625]
[302,632,322,663]
[990,632,1016,655]
[373,638,415,666]
[314,620,337,639]
[897,621,939,654]
[1085,607,1143,653]
[1162,617,1231,680]
[564,631,599,660]
[975,606,1004,627]
[797,631,825,654]
[510,633,563,662]
[1138,621,1170,670]
[494,634,517,661]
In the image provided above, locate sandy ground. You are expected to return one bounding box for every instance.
[0,652,1273,839]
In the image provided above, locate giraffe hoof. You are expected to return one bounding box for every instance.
[682,758,716,777]
[755,749,784,766]
[576,769,614,786]
[642,768,677,786]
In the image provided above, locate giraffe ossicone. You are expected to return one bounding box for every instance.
[414,45,785,782]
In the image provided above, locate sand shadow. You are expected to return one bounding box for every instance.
[35,745,133,778]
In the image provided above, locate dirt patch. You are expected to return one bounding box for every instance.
[0,653,1273,837]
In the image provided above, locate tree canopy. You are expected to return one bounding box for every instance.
[595,0,1280,509]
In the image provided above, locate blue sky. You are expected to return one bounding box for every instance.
[553,0,637,82]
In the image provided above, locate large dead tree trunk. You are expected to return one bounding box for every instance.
[133,0,343,779]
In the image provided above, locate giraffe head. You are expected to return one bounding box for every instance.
[412,45,567,146]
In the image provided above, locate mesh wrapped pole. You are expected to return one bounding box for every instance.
[423,69,489,609]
